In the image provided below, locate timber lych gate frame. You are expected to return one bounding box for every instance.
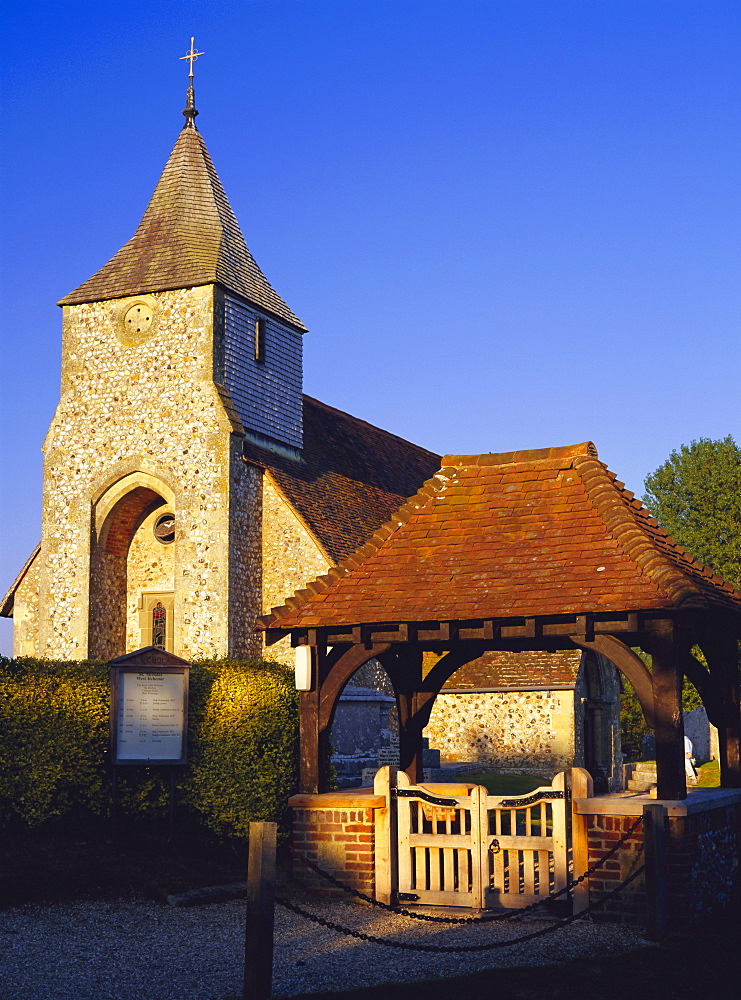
[260,444,741,801]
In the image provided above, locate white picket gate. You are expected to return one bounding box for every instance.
[390,769,569,909]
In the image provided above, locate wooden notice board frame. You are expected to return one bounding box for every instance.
[109,646,191,766]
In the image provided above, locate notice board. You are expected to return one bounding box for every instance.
[109,647,191,765]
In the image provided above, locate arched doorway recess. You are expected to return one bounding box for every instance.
[89,475,176,659]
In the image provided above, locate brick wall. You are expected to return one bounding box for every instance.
[583,798,741,927]
[586,814,646,924]
[289,791,384,898]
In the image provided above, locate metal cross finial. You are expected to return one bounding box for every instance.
[180,37,205,78]
[180,37,204,129]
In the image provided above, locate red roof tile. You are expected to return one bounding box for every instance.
[260,442,741,630]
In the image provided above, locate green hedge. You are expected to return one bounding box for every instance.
[0,656,298,838]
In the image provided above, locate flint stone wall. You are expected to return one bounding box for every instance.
[260,475,331,663]
[8,553,40,658]
[425,689,576,776]
[38,286,257,659]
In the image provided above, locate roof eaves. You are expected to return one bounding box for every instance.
[573,456,709,608]
[1,543,41,618]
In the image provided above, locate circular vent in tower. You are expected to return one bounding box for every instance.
[123,302,154,335]
[153,513,175,544]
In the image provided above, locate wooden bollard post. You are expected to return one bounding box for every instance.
[643,803,668,941]
[244,821,277,1000]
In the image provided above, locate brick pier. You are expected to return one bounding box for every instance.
[288,788,387,897]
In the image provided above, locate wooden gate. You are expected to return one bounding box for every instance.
[393,769,568,909]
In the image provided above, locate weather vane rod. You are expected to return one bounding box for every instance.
[180,37,205,129]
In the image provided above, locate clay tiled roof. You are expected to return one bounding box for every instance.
[59,127,306,331]
[441,649,583,690]
[260,442,741,630]
[243,396,441,563]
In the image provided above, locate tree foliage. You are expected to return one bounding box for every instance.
[642,436,741,589]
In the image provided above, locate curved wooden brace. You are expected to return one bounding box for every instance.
[421,644,488,694]
[415,644,488,729]
[380,645,487,780]
[573,634,655,729]
[318,643,391,732]
[680,651,723,728]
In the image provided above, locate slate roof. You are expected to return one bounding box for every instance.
[244,396,441,563]
[259,442,741,630]
[58,126,306,331]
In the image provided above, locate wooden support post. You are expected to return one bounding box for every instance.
[398,690,431,784]
[650,628,686,800]
[387,648,425,784]
[568,767,593,915]
[111,768,120,842]
[298,688,320,793]
[718,658,741,789]
[702,628,741,789]
[397,690,424,784]
[643,803,668,941]
[244,821,277,1000]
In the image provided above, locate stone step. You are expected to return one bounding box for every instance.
[631,770,658,782]
[623,762,657,784]
[627,779,656,792]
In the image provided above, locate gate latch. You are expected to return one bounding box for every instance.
[488,838,501,855]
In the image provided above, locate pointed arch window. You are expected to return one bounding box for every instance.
[138,592,174,652]
[152,602,167,649]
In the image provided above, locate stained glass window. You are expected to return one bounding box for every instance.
[152,602,167,649]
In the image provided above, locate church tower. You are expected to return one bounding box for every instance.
[36,62,307,660]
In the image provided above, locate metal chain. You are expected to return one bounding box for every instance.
[290,813,643,924]
[276,862,646,953]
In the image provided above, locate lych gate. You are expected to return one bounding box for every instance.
[263,443,741,921]
[388,768,576,910]
[263,444,741,803]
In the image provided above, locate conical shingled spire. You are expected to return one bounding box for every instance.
[58,128,306,331]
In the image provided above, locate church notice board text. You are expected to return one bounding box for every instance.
[109,650,190,765]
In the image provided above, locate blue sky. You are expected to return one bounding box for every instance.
[1,1,740,655]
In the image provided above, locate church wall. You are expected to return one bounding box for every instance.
[10,557,41,657]
[226,446,263,658]
[89,547,127,660]
[222,293,303,450]
[261,476,331,663]
[425,689,576,777]
[39,285,244,660]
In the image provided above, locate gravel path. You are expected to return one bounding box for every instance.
[0,895,648,999]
